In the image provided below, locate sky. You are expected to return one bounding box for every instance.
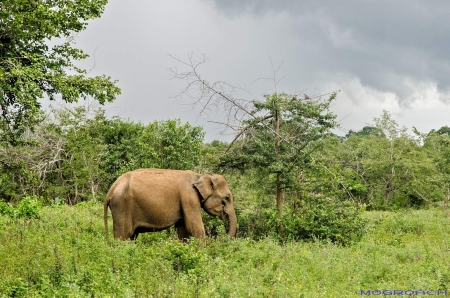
[62,0,450,141]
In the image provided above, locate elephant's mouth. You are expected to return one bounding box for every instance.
[220,205,227,221]
[220,205,224,218]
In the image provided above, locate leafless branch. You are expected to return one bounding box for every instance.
[86,45,100,74]
[207,120,240,132]
[169,53,255,132]
[225,114,275,152]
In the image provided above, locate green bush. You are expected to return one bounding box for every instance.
[0,200,15,217]
[0,196,42,219]
[282,197,367,245]
[202,212,227,237]
[16,196,42,219]
[163,240,205,275]
[238,196,367,245]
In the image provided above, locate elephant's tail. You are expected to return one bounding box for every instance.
[104,196,111,242]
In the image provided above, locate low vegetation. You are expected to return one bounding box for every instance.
[1,202,449,297]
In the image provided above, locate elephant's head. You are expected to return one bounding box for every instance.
[193,174,237,237]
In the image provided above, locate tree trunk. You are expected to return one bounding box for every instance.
[294,190,299,216]
[276,173,283,217]
[274,94,283,217]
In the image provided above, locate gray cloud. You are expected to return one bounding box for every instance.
[208,0,450,103]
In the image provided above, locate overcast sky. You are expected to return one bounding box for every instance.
[64,0,450,141]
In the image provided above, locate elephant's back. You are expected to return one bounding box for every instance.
[130,168,197,175]
[126,168,199,197]
[129,168,199,183]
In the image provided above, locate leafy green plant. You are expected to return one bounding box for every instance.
[163,240,205,275]
[15,196,42,219]
[202,212,227,237]
[238,195,367,245]
[0,196,42,219]
[283,197,367,245]
[0,200,15,217]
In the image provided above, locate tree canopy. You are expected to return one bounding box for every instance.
[220,92,338,215]
[0,0,121,145]
[0,105,205,203]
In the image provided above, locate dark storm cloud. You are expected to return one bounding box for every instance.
[208,0,450,103]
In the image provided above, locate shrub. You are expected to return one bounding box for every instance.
[202,212,227,237]
[163,240,205,275]
[0,196,42,219]
[16,196,42,219]
[282,197,367,245]
[237,196,367,245]
[0,200,15,217]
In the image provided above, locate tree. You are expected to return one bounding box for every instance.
[0,102,206,203]
[51,105,108,203]
[101,118,205,181]
[220,93,338,216]
[100,118,145,183]
[139,119,205,170]
[334,112,441,209]
[170,54,338,216]
[0,117,65,201]
[432,126,450,136]
[345,126,385,138]
[424,126,450,206]
[0,0,121,145]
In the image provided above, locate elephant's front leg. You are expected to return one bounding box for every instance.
[176,213,205,239]
[179,196,206,238]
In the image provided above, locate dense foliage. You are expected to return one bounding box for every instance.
[0,195,41,219]
[1,104,450,244]
[0,105,205,203]
[1,103,449,248]
[236,196,367,246]
[0,0,121,145]
[220,92,338,215]
[307,111,446,210]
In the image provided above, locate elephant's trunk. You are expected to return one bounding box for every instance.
[225,207,237,237]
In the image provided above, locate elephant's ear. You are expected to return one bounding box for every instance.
[193,174,217,202]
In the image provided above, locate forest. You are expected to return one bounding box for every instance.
[1,0,450,296]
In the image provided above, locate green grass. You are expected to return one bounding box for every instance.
[1,202,450,297]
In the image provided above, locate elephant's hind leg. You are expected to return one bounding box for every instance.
[130,232,139,241]
[175,220,190,240]
[112,217,135,240]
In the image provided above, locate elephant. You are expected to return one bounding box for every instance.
[104,168,237,240]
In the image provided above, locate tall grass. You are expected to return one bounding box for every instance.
[1,202,450,297]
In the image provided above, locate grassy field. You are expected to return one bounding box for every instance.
[1,202,450,297]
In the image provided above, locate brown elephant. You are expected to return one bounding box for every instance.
[104,168,237,240]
